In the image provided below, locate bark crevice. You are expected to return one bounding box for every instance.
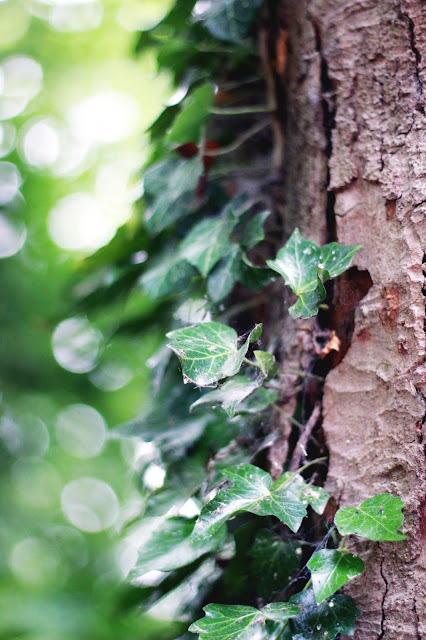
[377,545,388,640]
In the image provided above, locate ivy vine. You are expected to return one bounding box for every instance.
[75,1,405,638]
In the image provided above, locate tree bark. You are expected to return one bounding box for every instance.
[274,0,426,637]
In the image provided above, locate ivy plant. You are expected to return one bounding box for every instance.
[74,1,406,638]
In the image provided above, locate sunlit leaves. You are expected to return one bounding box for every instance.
[168,83,215,144]
[143,157,203,235]
[307,550,364,603]
[200,0,263,43]
[189,602,299,640]
[335,494,406,541]
[289,590,359,639]
[133,517,225,576]
[266,229,361,318]
[167,322,260,386]
[191,464,308,541]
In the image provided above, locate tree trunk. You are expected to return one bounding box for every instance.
[274,0,426,637]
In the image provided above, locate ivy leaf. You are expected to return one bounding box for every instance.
[276,473,330,515]
[139,253,195,299]
[307,550,364,603]
[189,602,299,640]
[237,386,278,413]
[168,83,215,144]
[253,350,276,376]
[266,229,361,318]
[319,242,362,279]
[289,589,359,639]
[191,464,307,542]
[144,157,203,235]
[181,216,239,278]
[166,321,253,386]
[334,494,406,541]
[249,530,301,600]
[191,376,262,417]
[200,0,263,43]
[207,245,241,302]
[132,517,225,577]
[242,211,270,249]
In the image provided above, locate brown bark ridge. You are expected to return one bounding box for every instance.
[275,0,426,637]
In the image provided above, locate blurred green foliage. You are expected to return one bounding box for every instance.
[0,1,186,639]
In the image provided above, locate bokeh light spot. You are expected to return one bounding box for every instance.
[68,91,140,144]
[48,0,103,32]
[55,403,106,458]
[10,537,61,586]
[0,214,26,258]
[61,477,119,533]
[0,412,49,457]
[52,316,102,373]
[0,122,16,157]
[12,458,61,509]
[48,192,115,252]
[0,161,22,204]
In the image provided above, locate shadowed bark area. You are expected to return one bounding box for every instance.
[272,0,426,637]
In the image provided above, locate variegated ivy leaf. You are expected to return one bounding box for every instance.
[167,322,262,386]
[289,589,359,639]
[191,376,262,417]
[188,602,300,640]
[275,473,330,515]
[334,494,406,541]
[201,0,263,43]
[307,550,364,603]
[132,517,226,577]
[266,229,361,318]
[190,463,307,542]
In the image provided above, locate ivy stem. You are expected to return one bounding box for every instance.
[275,620,290,640]
[272,403,305,430]
[217,293,269,320]
[272,456,328,490]
[337,535,349,553]
[303,577,312,591]
[203,119,271,156]
[243,357,261,369]
[277,369,324,382]
[211,105,274,115]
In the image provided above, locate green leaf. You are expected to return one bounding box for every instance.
[132,517,225,577]
[248,323,262,343]
[266,229,361,318]
[289,589,359,639]
[189,602,299,640]
[181,216,239,278]
[307,550,364,603]
[237,386,278,413]
[334,494,406,541]
[191,464,307,541]
[253,350,276,376]
[191,376,262,417]
[144,157,203,235]
[275,473,330,515]
[139,253,195,299]
[249,530,301,600]
[166,321,252,386]
[168,83,215,144]
[207,245,241,302]
[242,211,270,249]
[319,242,362,279]
[200,0,263,43]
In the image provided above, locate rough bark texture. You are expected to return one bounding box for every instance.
[275,0,426,637]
